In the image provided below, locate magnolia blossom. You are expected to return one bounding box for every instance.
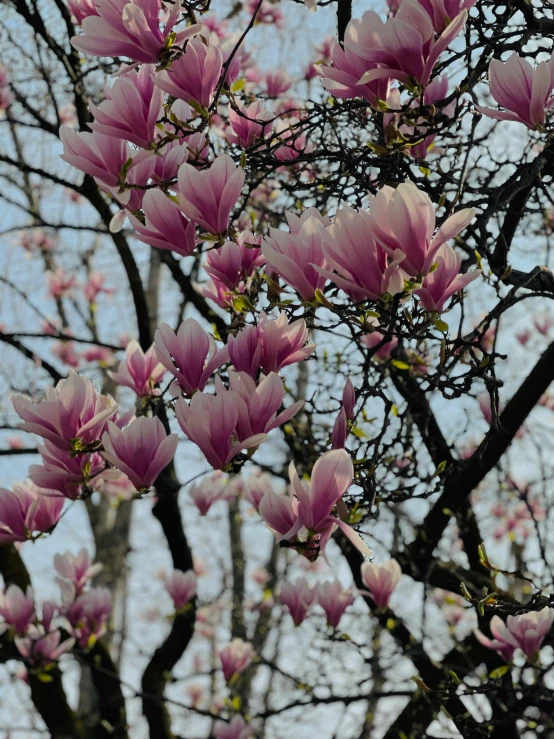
[178,154,245,236]
[352,0,468,88]
[67,0,98,24]
[14,371,116,451]
[475,53,554,130]
[361,330,399,359]
[89,66,163,149]
[0,481,64,543]
[72,0,201,63]
[204,232,264,290]
[128,189,196,258]
[262,209,329,301]
[228,100,273,148]
[54,549,102,597]
[242,471,274,511]
[109,341,165,397]
[369,182,475,277]
[280,578,315,625]
[331,407,348,449]
[360,559,401,608]
[316,581,354,628]
[164,570,197,610]
[155,38,223,108]
[29,443,104,499]
[319,38,390,106]
[219,638,255,682]
[476,607,554,661]
[273,117,307,162]
[102,417,178,491]
[0,586,36,635]
[66,588,112,648]
[213,715,255,739]
[414,244,480,311]
[189,472,232,515]
[154,319,229,397]
[15,629,75,665]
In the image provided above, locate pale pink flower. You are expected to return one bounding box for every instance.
[102,417,178,490]
[178,154,245,236]
[67,0,98,24]
[417,0,477,33]
[213,715,254,739]
[15,630,75,665]
[228,100,272,148]
[414,244,481,312]
[189,472,232,515]
[155,37,223,108]
[83,272,112,303]
[47,268,76,299]
[319,38,390,106]
[360,559,401,609]
[154,319,229,397]
[262,209,328,301]
[476,608,554,661]
[66,588,112,648]
[60,126,129,191]
[273,116,307,162]
[164,570,196,610]
[72,0,201,63]
[0,586,35,635]
[361,330,399,359]
[0,481,64,543]
[316,580,354,628]
[54,548,102,597]
[109,340,165,397]
[342,379,356,419]
[264,70,292,98]
[89,65,163,149]
[52,341,80,369]
[29,444,104,499]
[242,471,274,511]
[369,181,475,277]
[204,232,264,290]
[129,189,196,257]
[280,577,315,625]
[475,53,554,130]
[219,639,255,682]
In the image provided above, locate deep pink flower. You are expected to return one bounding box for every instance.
[102,417,178,490]
[154,319,229,397]
[360,559,401,609]
[60,126,129,190]
[72,0,201,63]
[128,189,196,258]
[414,244,480,312]
[109,340,165,397]
[204,232,264,290]
[316,580,354,628]
[262,209,329,301]
[331,407,348,449]
[219,638,255,682]
[178,154,245,236]
[54,548,102,597]
[0,481,64,543]
[476,608,554,661]
[66,588,112,648]
[13,371,117,452]
[15,629,75,665]
[29,444,104,499]
[369,182,475,277]
[280,577,315,625]
[0,586,36,635]
[155,37,223,108]
[228,100,272,148]
[352,0,468,88]
[342,379,356,419]
[318,205,407,301]
[89,65,163,148]
[164,570,197,610]
[417,0,477,33]
[475,53,554,130]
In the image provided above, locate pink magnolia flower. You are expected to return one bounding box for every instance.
[67,0,98,24]
[128,189,196,258]
[318,38,390,106]
[175,385,266,470]
[417,0,477,33]
[242,470,274,510]
[369,182,475,277]
[164,569,197,610]
[0,586,35,635]
[47,268,76,299]
[0,481,64,543]
[109,340,165,397]
[89,65,163,149]
[54,548,102,597]
[262,209,329,301]
[228,100,272,148]
[219,638,255,682]
[83,272,112,303]
[154,319,229,397]
[280,577,315,625]
[475,53,554,131]
[414,244,481,312]
[476,608,554,661]
[361,330,399,359]
[15,629,75,665]
[13,370,117,452]
[204,232,264,290]
[264,70,292,98]
[60,126,129,190]
[228,371,303,440]
[102,417,178,490]
[316,580,354,628]
[189,472,232,515]
[342,379,356,419]
[213,715,254,739]
[331,407,347,449]
[52,341,80,369]
[152,140,189,182]
[317,205,406,301]
[178,154,245,236]
[29,444,104,499]
[66,588,112,648]
[360,559,401,609]
[72,0,201,63]
[273,116,307,162]
[155,37,223,108]
[352,0,468,88]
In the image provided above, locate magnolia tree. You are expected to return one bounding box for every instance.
[1,0,554,735]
